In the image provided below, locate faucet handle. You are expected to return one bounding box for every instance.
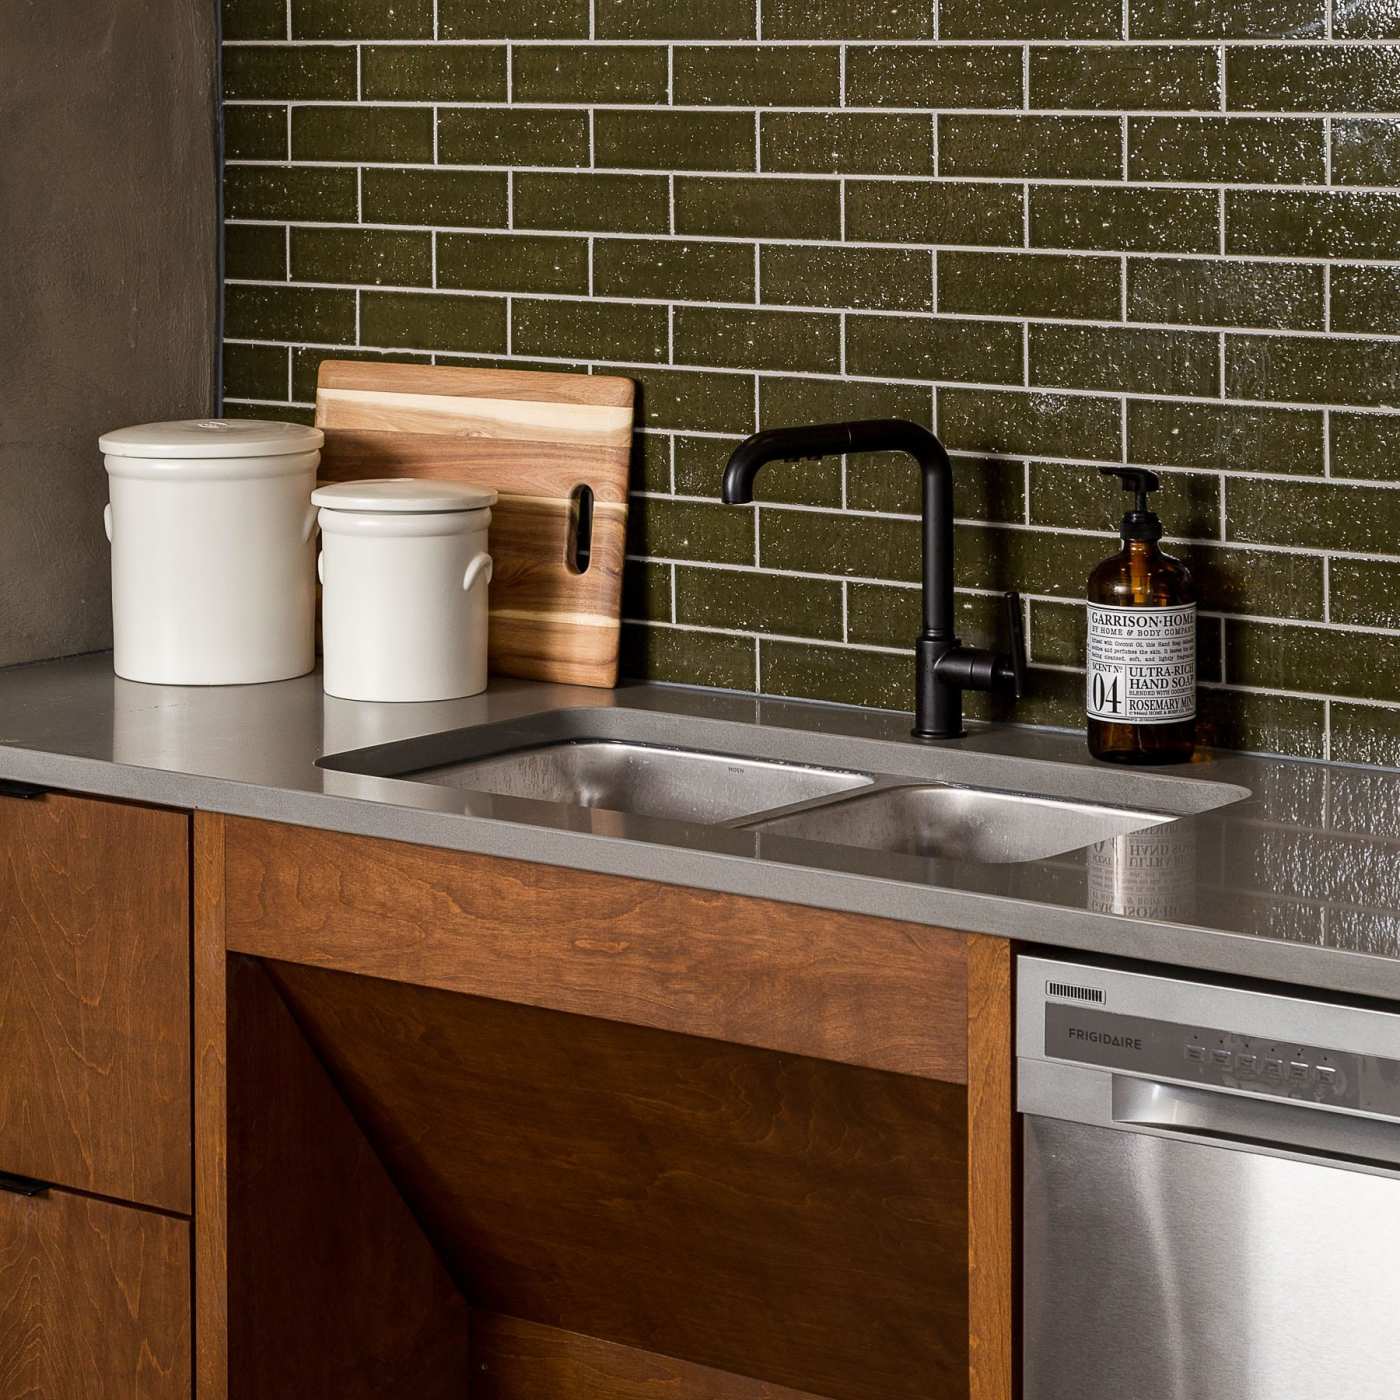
[1000,591,1027,698]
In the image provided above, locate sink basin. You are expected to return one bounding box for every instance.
[403,740,872,824]
[744,785,1171,864]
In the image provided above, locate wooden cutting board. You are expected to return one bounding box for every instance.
[314,359,634,688]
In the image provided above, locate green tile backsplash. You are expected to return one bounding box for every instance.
[221,2,1400,767]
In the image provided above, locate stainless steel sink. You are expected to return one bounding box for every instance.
[744,785,1170,864]
[403,740,872,824]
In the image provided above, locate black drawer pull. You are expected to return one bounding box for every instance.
[0,1170,51,1197]
[0,779,45,800]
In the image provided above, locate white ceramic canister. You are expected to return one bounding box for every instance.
[99,419,323,685]
[311,479,496,703]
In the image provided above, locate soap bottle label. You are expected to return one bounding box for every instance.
[1086,603,1196,725]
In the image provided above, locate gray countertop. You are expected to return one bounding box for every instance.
[1,652,1397,1002]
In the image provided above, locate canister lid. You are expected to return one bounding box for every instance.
[99,419,324,459]
[311,479,497,513]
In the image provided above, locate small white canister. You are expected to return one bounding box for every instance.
[312,479,496,703]
[100,419,323,685]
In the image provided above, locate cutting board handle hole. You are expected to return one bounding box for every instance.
[569,484,594,575]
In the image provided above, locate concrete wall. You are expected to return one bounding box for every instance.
[0,0,218,667]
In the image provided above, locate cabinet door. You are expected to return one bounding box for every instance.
[0,792,190,1212]
[0,1182,190,1399]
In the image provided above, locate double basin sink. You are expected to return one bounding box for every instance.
[321,708,1246,865]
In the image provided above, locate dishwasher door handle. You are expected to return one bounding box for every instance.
[1112,1076,1400,1171]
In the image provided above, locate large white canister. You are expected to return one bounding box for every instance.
[312,479,496,703]
[100,419,323,685]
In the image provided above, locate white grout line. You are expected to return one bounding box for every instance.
[222,36,1397,48]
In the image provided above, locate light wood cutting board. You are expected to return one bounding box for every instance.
[314,359,634,688]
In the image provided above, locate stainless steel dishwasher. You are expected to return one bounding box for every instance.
[1019,954,1400,1400]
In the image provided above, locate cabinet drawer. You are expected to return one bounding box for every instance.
[0,791,190,1212]
[0,1179,190,1399]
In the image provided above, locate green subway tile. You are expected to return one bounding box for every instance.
[627,496,754,563]
[225,284,356,342]
[1195,691,1326,760]
[760,377,932,430]
[764,0,934,37]
[1228,335,1400,408]
[361,45,506,101]
[845,181,1025,247]
[437,233,589,295]
[939,115,1122,179]
[1335,0,1400,36]
[940,388,1121,461]
[762,113,934,176]
[1226,477,1400,553]
[361,168,508,227]
[844,315,1024,384]
[1332,559,1400,631]
[675,434,842,506]
[1226,620,1400,703]
[513,299,668,363]
[1181,543,1323,619]
[846,582,921,648]
[438,109,588,167]
[674,46,840,107]
[222,398,318,425]
[621,560,672,623]
[675,308,841,374]
[291,227,433,285]
[1129,400,1324,475]
[759,509,920,581]
[1030,186,1220,254]
[1031,460,1221,539]
[222,45,356,100]
[292,0,431,37]
[1332,413,1400,481]
[1128,0,1325,38]
[292,106,433,163]
[1032,325,1220,397]
[761,641,910,710]
[513,45,668,104]
[674,177,842,240]
[1331,704,1400,767]
[1332,266,1400,336]
[223,342,288,401]
[1227,190,1400,258]
[291,347,431,400]
[761,246,932,312]
[514,173,670,233]
[594,239,754,303]
[1128,258,1323,330]
[632,432,673,495]
[955,524,1113,596]
[1129,117,1325,184]
[222,0,284,40]
[224,105,287,160]
[1332,118,1400,188]
[224,223,287,281]
[845,45,1023,109]
[631,368,754,433]
[595,0,755,37]
[439,0,588,37]
[620,623,756,689]
[360,291,507,353]
[1229,46,1400,113]
[941,0,1122,38]
[1028,598,1224,682]
[595,110,755,172]
[940,250,1119,320]
[1030,45,1219,110]
[675,566,843,640]
[847,453,1025,522]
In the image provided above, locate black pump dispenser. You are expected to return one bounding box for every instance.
[1100,467,1164,542]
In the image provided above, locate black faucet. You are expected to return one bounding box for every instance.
[721,419,1025,740]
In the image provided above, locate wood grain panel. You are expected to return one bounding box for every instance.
[224,817,969,1081]
[0,1185,190,1400]
[315,359,634,687]
[471,1314,839,1400]
[0,791,189,1212]
[267,960,969,1400]
[966,935,1016,1400]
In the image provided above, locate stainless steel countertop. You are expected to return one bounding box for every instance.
[0,652,1396,1002]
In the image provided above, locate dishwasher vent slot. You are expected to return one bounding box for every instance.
[1046,980,1105,1005]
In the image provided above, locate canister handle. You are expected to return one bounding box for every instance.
[317,550,324,585]
[103,504,113,542]
[462,553,493,593]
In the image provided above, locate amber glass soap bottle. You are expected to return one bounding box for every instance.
[1086,468,1196,765]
